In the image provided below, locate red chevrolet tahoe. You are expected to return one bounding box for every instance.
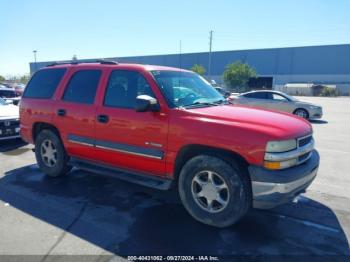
[20,61,319,227]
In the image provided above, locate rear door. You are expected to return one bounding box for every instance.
[53,68,103,160]
[94,69,168,176]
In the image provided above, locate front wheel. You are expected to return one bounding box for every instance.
[293,108,309,119]
[35,129,72,177]
[178,155,251,228]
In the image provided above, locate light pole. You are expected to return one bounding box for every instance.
[208,30,213,81]
[33,50,38,71]
[179,40,182,69]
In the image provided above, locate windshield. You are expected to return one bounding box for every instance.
[0,90,16,98]
[151,70,224,108]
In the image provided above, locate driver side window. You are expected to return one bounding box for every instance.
[272,93,288,101]
[104,70,155,109]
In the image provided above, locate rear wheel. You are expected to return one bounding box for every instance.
[178,155,251,228]
[293,108,309,119]
[35,129,72,177]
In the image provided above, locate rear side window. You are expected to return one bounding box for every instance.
[23,69,66,98]
[63,70,101,104]
[244,92,268,99]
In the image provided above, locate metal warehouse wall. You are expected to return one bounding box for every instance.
[30,44,350,91]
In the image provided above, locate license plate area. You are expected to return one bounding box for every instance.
[0,127,20,137]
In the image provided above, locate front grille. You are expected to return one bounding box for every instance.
[298,135,312,147]
[298,152,311,163]
[0,119,19,128]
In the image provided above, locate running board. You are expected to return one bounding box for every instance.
[69,158,173,191]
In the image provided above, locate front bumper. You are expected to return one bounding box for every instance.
[249,150,319,209]
[0,135,21,141]
[0,119,20,141]
[309,107,323,119]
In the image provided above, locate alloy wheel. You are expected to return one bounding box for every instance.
[40,139,58,167]
[191,170,230,213]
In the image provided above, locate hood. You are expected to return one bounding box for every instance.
[185,104,312,139]
[295,101,320,108]
[0,105,19,120]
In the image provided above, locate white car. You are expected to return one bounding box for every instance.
[0,97,20,140]
[231,90,323,119]
[0,87,21,105]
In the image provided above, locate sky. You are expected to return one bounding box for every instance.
[1,0,349,76]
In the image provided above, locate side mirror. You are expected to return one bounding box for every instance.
[135,95,160,112]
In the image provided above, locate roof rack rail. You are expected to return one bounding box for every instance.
[96,59,118,65]
[46,59,118,67]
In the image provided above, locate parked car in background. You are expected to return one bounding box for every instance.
[0,83,15,89]
[20,61,319,228]
[215,87,231,98]
[231,90,323,119]
[0,97,20,140]
[209,80,231,98]
[0,87,21,105]
[14,83,26,96]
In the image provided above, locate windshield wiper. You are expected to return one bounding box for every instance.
[182,99,231,108]
[212,99,228,105]
[182,101,220,108]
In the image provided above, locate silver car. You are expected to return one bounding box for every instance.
[231,90,323,119]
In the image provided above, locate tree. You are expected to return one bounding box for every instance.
[191,64,206,76]
[3,74,30,84]
[0,75,5,82]
[19,74,30,84]
[223,61,256,92]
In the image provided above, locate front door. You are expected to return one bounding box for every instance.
[265,92,294,113]
[94,69,168,176]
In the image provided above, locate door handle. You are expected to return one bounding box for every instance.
[57,109,66,116]
[97,114,109,123]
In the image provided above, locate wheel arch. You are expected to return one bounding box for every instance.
[173,144,250,181]
[32,122,61,143]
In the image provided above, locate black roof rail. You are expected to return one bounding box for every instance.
[96,59,118,65]
[46,61,76,67]
[46,59,118,67]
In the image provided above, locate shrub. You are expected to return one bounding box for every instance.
[320,86,338,97]
[223,61,256,93]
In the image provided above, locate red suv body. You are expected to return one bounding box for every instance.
[20,61,319,227]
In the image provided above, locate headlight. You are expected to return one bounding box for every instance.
[310,105,320,109]
[266,139,297,153]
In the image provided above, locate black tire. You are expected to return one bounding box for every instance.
[178,155,251,228]
[35,129,72,177]
[293,108,309,119]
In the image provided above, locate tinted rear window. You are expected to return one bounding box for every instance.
[63,70,101,104]
[244,92,268,99]
[23,69,66,99]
